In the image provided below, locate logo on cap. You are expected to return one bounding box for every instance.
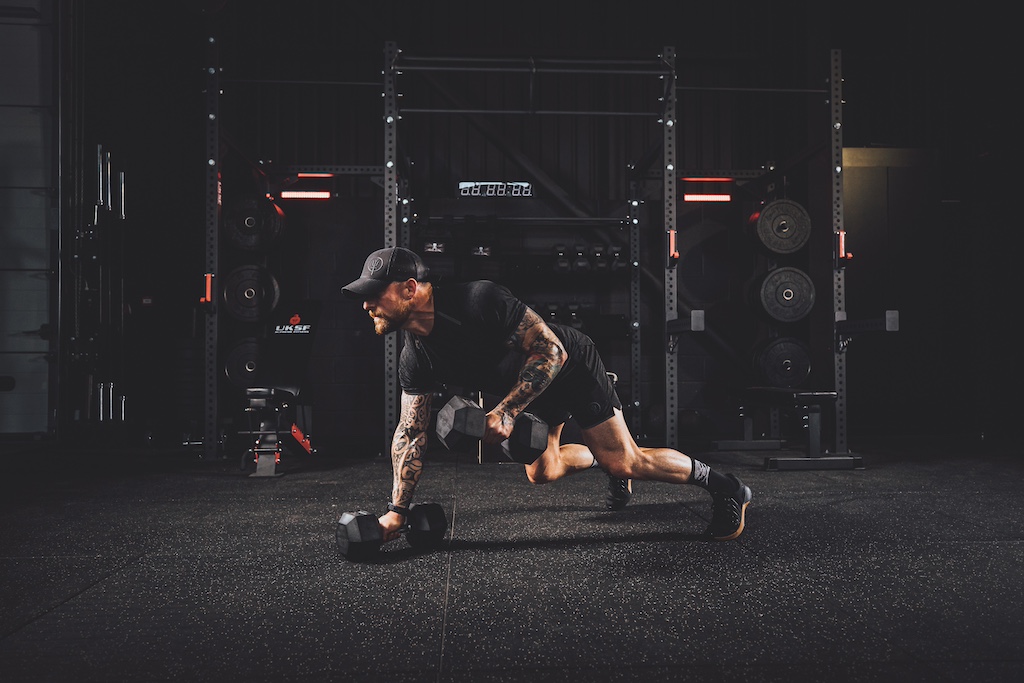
[367,256,385,274]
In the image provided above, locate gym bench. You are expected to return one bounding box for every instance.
[241,386,314,477]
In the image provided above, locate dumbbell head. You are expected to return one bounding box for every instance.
[435,395,485,451]
[501,412,549,464]
[336,510,384,561]
[406,502,448,549]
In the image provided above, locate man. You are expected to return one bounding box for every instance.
[343,247,751,544]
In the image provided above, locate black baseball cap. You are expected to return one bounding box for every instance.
[342,247,429,299]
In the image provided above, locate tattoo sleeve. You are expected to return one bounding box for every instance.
[391,391,432,508]
[497,307,566,423]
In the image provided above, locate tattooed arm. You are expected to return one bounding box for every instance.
[485,307,566,443]
[378,390,432,541]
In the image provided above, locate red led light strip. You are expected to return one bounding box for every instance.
[683,193,732,202]
[279,190,332,200]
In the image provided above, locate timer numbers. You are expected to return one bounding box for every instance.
[458,181,533,197]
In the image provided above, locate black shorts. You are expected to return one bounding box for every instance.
[526,336,622,430]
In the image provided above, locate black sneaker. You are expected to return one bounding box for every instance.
[705,474,752,541]
[606,475,632,510]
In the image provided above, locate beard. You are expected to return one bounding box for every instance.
[371,298,412,335]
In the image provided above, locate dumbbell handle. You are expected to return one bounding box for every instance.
[436,395,547,463]
[463,402,545,459]
[382,504,427,536]
[476,404,526,442]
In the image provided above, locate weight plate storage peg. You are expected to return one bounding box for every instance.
[759,267,816,322]
[753,199,812,254]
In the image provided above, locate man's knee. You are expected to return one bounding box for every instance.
[524,448,566,484]
[525,462,557,485]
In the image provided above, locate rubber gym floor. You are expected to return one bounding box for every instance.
[0,436,1020,683]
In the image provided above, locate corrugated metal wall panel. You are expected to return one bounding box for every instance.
[0,2,57,435]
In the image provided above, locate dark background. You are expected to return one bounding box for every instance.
[35,0,1017,456]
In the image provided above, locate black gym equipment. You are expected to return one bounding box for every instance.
[503,412,548,463]
[713,388,863,470]
[224,337,263,388]
[752,337,812,389]
[435,395,548,464]
[234,301,322,477]
[752,199,812,254]
[223,197,286,252]
[336,502,448,561]
[221,264,281,323]
[758,267,816,323]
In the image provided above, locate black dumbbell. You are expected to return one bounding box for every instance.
[434,395,548,464]
[502,412,548,463]
[336,502,448,561]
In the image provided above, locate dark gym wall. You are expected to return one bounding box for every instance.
[0,1,56,436]
[54,0,1012,452]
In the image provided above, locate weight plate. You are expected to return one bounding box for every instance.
[222,265,280,323]
[753,199,811,254]
[223,198,285,251]
[753,337,811,388]
[224,337,263,388]
[759,267,816,322]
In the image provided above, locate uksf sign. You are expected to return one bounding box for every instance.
[275,314,313,335]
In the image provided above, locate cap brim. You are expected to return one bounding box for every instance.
[342,277,390,300]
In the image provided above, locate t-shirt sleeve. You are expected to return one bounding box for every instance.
[398,332,434,394]
[470,281,527,345]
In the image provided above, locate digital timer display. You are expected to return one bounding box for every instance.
[458,181,533,197]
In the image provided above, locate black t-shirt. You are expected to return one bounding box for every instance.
[399,280,574,396]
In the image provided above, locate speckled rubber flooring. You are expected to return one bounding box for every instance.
[1,439,1020,682]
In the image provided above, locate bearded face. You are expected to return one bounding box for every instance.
[372,313,392,335]
[367,285,413,335]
